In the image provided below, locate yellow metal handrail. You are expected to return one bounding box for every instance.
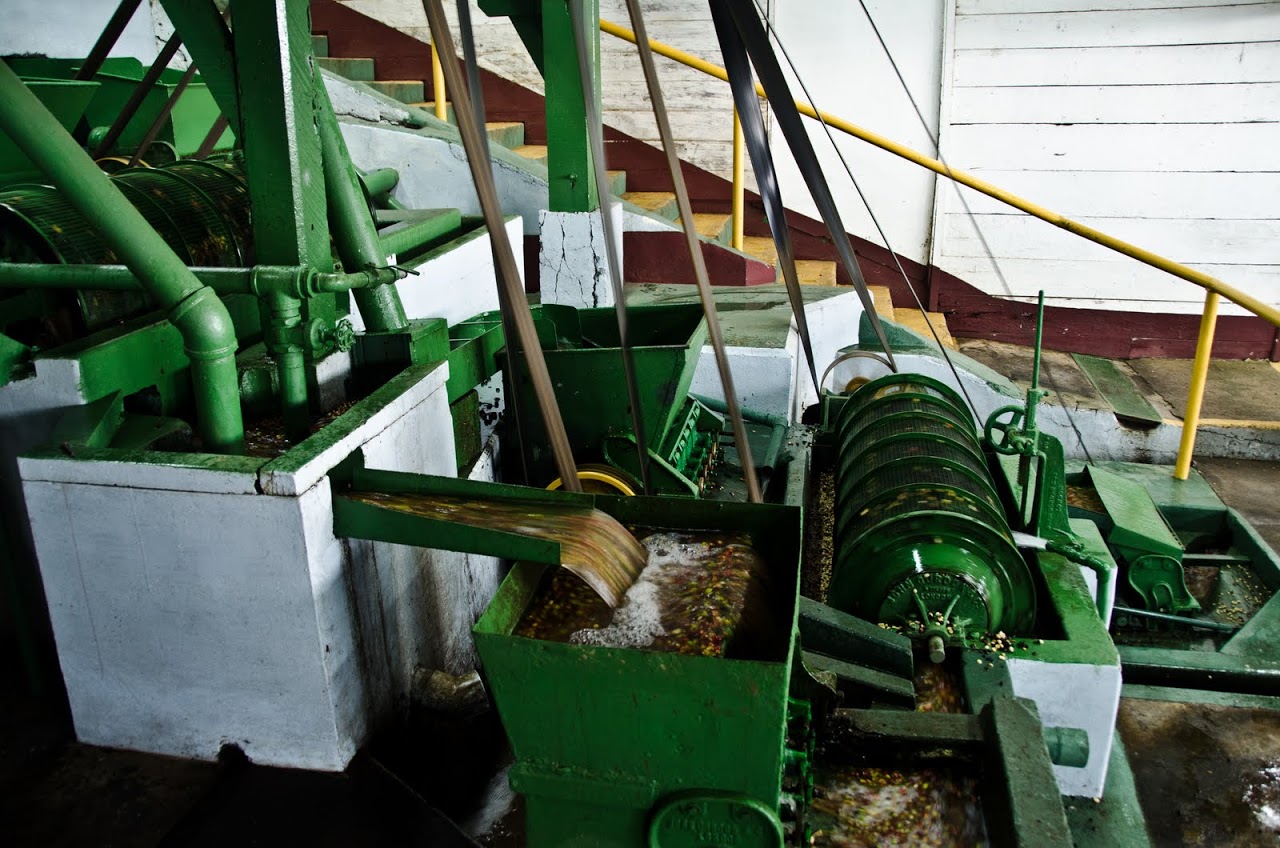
[599,16,1280,479]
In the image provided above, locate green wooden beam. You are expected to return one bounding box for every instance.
[157,0,243,139]
[542,0,599,212]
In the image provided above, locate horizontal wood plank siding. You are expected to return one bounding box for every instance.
[936,0,1280,313]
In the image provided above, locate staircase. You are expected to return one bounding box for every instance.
[309,5,960,343]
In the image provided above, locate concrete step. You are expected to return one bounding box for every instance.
[606,169,626,195]
[484,120,524,149]
[367,79,425,103]
[316,56,375,81]
[312,34,329,58]
[796,259,836,287]
[512,144,548,165]
[740,235,778,269]
[622,191,678,220]
[896,308,958,350]
[867,285,896,322]
[675,212,732,246]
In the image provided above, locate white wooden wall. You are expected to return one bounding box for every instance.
[932,0,1280,314]
[336,0,1280,314]
[767,0,946,266]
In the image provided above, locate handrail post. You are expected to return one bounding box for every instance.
[431,43,448,121]
[1174,290,1220,481]
[731,107,744,251]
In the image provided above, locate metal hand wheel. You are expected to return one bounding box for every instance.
[984,404,1027,455]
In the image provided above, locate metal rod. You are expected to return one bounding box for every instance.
[0,62,244,453]
[193,114,230,159]
[361,167,401,198]
[0,262,402,296]
[568,0,652,495]
[455,0,487,123]
[731,108,744,251]
[431,44,448,121]
[129,62,199,167]
[423,0,582,493]
[1175,290,1221,481]
[621,0,761,503]
[1113,605,1238,634]
[74,0,145,81]
[312,64,409,333]
[90,33,185,158]
[598,19,1280,330]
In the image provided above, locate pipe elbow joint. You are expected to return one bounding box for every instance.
[169,285,238,364]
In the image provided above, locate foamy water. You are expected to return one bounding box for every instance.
[568,532,693,649]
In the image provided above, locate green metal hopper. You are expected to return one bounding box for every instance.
[473,495,803,847]
[497,303,719,493]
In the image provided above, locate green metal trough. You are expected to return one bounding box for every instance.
[473,494,803,847]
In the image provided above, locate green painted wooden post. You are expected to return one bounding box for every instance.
[542,0,599,212]
[229,0,331,269]
[227,0,337,320]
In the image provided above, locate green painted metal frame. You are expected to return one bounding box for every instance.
[0,60,244,452]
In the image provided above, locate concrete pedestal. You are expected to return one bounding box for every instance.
[20,363,502,770]
[538,206,623,309]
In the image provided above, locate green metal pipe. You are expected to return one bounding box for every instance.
[0,62,244,453]
[360,167,400,198]
[377,214,460,258]
[312,66,408,333]
[0,262,403,297]
[263,293,310,440]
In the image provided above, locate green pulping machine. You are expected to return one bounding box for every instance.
[499,302,725,495]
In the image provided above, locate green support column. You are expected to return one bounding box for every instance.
[542,0,599,212]
[229,0,338,335]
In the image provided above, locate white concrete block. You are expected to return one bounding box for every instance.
[353,218,517,330]
[1005,659,1122,798]
[25,478,354,770]
[689,345,796,420]
[538,205,624,309]
[20,361,501,770]
[789,289,867,419]
[260,362,448,496]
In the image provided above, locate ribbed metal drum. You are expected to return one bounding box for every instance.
[0,155,252,329]
[829,374,1035,643]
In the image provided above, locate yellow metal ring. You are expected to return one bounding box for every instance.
[545,464,637,496]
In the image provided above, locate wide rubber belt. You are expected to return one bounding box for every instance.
[622,0,762,503]
[711,0,897,372]
[449,0,535,485]
[568,0,654,494]
[425,0,581,492]
[708,0,819,397]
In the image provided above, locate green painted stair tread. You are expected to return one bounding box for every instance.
[366,79,425,103]
[315,56,375,81]
[484,120,524,148]
[312,34,329,58]
[407,101,456,122]
[1072,353,1163,427]
[606,169,626,195]
[800,649,915,708]
[1086,466,1183,558]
